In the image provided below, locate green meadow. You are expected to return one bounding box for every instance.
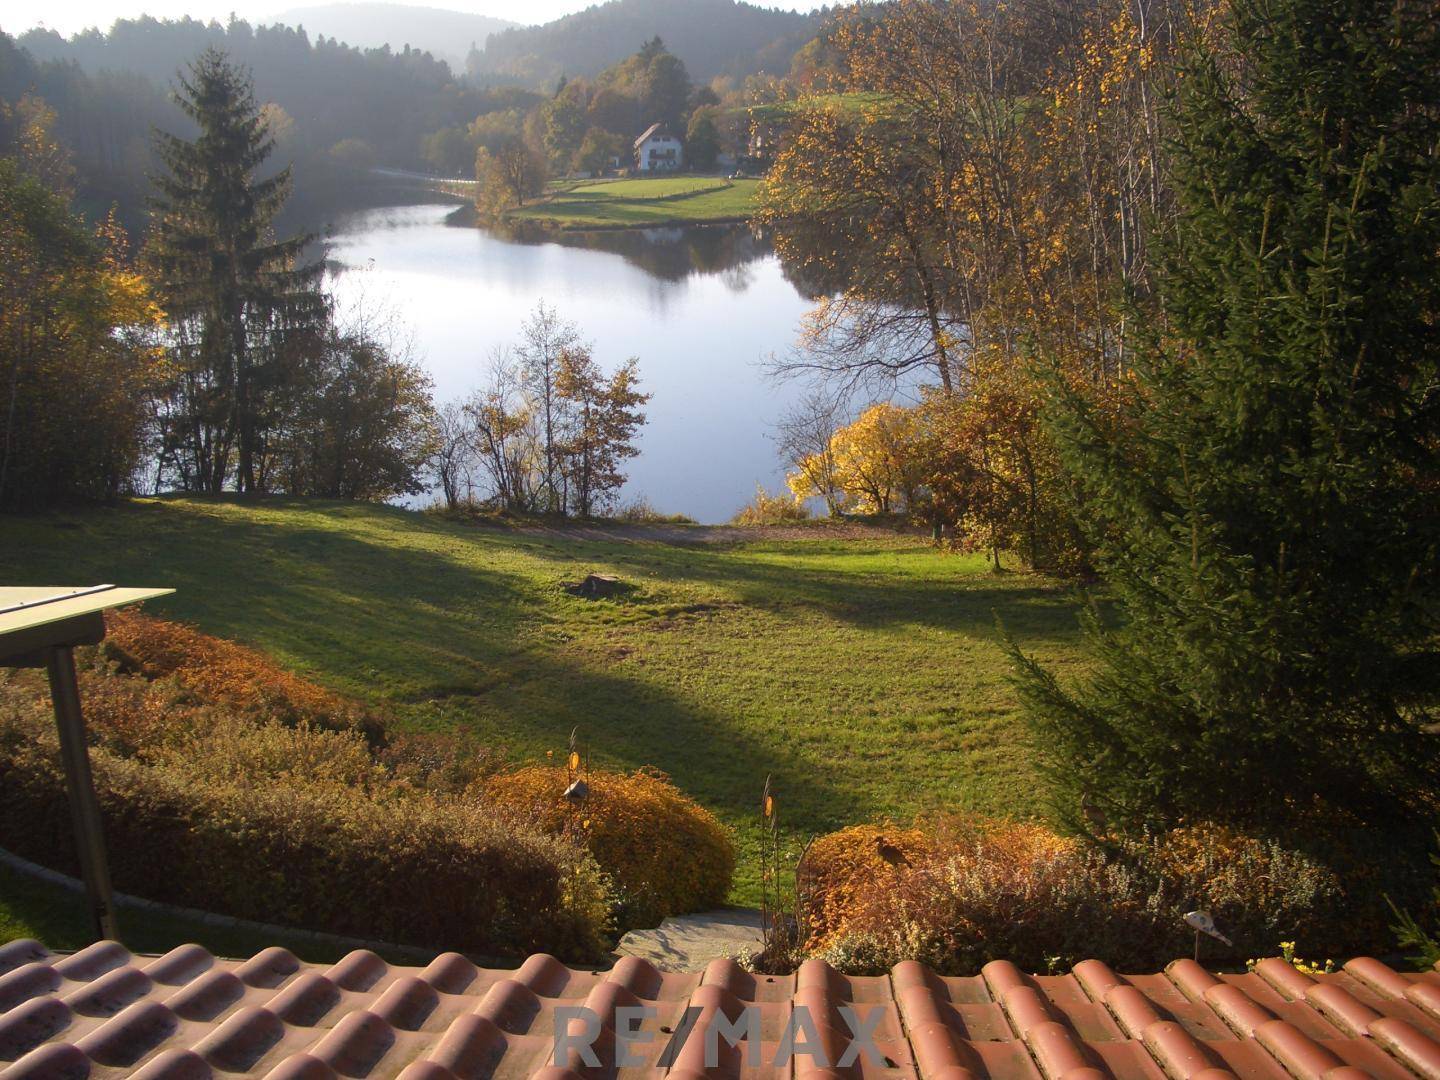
[509,176,760,229]
[0,498,1090,909]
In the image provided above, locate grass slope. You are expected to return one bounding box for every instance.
[511,176,759,229]
[0,498,1089,907]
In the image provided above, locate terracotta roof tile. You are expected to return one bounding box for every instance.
[4,940,1440,1080]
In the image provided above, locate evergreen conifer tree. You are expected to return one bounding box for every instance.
[1010,0,1440,836]
[148,47,323,494]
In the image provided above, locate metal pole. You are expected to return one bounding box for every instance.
[45,645,117,942]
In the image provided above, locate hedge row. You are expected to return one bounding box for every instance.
[0,611,738,954]
[101,609,384,738]
[0,698,612,959]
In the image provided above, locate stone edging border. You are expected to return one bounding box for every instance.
[0,845,435,961]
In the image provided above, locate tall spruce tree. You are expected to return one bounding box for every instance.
[148,47,323,494]
[1010,0,1440,836]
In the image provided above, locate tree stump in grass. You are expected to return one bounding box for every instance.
[565,574,624,599]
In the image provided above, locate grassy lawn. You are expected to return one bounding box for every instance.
[510,176,760,229]
[0,497,1090,913]
[748,91,893,123]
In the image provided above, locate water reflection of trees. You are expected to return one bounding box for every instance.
[768,215,910,304]
[489,220,816,288]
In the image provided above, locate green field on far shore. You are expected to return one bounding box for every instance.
[509,175,760,229]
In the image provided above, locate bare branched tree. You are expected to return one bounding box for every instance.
[432,400,476,510]
[466,346,539,512]
[774,389,848,517]
[516,302,581,513]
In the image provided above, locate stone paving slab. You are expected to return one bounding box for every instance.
[615,907,764,972]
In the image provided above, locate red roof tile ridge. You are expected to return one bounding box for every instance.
[7,940,1440,1080]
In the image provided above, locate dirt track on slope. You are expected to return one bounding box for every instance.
[514,520,918,545]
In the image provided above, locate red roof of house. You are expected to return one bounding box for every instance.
[3,937,1440,1079]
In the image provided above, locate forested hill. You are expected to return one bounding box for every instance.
[470,0,825,87]
[267,3,519,72]
[3,0,828,230]
[3,19,499,231]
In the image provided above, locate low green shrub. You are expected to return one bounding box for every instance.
[376,730,508,794]
[1107,823,1350,959]
[613,496,697,525]
[0,685,612,960]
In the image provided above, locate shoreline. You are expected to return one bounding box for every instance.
[446,202,754,233]
[448,173,761,233]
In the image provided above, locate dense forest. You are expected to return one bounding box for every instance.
[4,17,489,232]
[1,0,825,232]
[468,0,824,87]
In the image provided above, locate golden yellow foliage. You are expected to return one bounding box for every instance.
[487,764,735,927]
[799,823,933,946]
[0,141,164,507]
[787,403,923,515]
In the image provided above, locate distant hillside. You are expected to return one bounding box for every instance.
[265,3,519,71]
[5,18,490,232]
[472,0,824,87]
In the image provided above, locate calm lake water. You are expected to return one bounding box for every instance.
[322,203,819,523]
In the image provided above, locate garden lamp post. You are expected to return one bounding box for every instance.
[0,585,173,942]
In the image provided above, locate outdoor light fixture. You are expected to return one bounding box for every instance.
[0,584,173,942]
[1184,908,1233,961]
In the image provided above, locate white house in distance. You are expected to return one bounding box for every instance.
[634,123,683,172]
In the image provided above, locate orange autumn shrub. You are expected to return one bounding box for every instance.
[102,609,382,738]
[802,814,1352,975]
[487,764,735,928]
[75,664,192,755]
[800,816,1127,974]
[800,824,933,946]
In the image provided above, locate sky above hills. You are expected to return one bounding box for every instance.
[13,0,834,38]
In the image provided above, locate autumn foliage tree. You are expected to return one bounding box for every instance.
[466,351,540,512]
[782,384,1087,572]
[556,349,649,517]
[451,305,649,517]
[761,0,1192,567]
[788,403,921,515]
[474,135,548,215]
[0,100,162,508]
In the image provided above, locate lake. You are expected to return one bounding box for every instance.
[322,203,820,523]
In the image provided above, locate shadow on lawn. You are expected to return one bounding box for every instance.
[480,530,1094,644]
[1,497,866,831]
